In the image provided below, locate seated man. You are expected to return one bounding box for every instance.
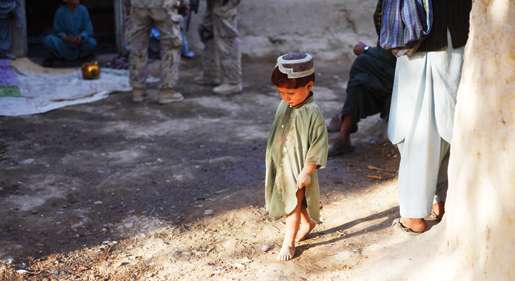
[0,0,20,59]
[42,0,96,66]
[328,41,396,157]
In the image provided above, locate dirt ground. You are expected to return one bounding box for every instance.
[0,56,409,281]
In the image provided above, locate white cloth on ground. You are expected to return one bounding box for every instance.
[0,58,130,116]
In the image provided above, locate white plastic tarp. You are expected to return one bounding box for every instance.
[0,58,131,116]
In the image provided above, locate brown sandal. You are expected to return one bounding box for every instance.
[393,219,423,235]
[427,210,444,222]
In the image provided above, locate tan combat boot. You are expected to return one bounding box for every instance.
[213,83,242,95]
[194,76,221,87]
[158,89,184,104]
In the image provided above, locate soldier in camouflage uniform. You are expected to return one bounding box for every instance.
[127,0,187,104]
[197,0,242,95]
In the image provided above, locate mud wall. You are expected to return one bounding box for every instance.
[189,0,378,60]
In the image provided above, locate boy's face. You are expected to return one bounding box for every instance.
[277,81,314,107]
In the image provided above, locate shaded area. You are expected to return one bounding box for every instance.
[26,0,117,57]
[0,58,400,279]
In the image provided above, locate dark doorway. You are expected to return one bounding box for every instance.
[26,0,117,57]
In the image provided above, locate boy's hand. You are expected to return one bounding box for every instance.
[297,171,312,189]
[297,164,317,189]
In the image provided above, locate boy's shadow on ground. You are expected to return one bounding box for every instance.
[297,206,399,255]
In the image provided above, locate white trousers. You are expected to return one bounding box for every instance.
[389,33,464,218]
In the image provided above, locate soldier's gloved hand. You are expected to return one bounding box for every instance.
[222,0,240,6]
[177,0,190,9]
[163,0,187,11]
[198,25,214,42]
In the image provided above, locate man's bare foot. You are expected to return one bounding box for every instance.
[400,218,427,233]
[277,245,296,261]
[295,220,316,242]
[328,136,353,157]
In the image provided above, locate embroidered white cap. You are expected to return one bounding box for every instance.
[276,52,315,79]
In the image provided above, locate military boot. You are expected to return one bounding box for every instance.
[158,89,184,104]
[213,83,242,95]
[132,88,145,103]
[194,76,221,87]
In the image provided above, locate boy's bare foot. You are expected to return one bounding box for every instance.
[399,218,427,233]
[296,220,316,242]
[277,245,296,261]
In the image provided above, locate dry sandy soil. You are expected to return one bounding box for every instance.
[0,56,422,281]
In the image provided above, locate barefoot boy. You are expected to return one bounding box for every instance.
[265,52,328,261]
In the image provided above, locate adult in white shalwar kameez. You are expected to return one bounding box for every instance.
[387,0,472,221]
[388,35,463,218]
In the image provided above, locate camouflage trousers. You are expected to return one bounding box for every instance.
[127,7,182,90]
[199,0,242,85]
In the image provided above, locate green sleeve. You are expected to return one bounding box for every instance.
[305,111,328,169]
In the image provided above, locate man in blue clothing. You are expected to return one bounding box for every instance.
[0,0,23,59]
[42,0,96,66]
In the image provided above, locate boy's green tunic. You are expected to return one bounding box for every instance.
[265,95,328,222]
